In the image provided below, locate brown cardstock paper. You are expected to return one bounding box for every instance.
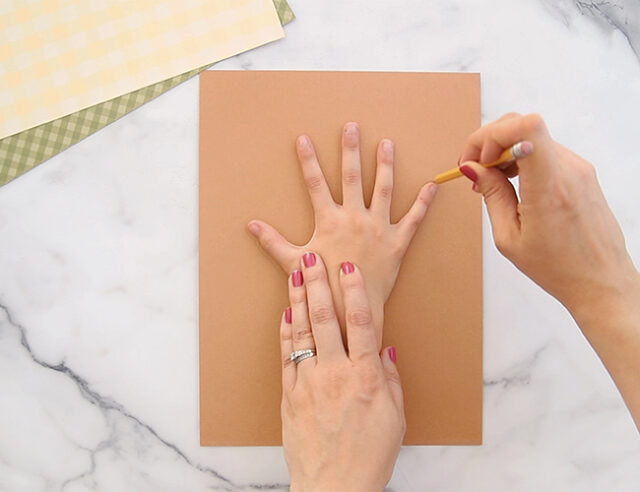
[199,71,482,446]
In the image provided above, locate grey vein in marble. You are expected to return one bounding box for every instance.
[0,304,287,492]
[543,0,640,59]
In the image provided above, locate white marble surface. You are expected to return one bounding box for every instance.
[1,1,639,490]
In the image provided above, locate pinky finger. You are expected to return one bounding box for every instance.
[280,307,296,392]
[396,182,438,238]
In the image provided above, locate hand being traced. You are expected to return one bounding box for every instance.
[248,122,437,347]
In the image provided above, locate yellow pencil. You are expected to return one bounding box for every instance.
[432,141,534,184]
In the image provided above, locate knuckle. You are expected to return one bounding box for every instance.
[293,325,314,343]
[280,325,293,343]
[549,182,574,210]
[305,174,325,193]
[522,113,546,134]
[259,234,276,250]
[346,214,370,234]
[390,237,407,259]
[404,215,422,232]
[493,230,516,257]
[386,369,402,388]
[282,353,295,369]
[316,212,339,233]
[377,185,393,200]
[346,306,372,327]
[499,111,521,121]
[325,367,347,387]
[304,263,328,284]
[289,285,307,304]
[309,304,336,325]
[289,387,311,410]
[318,368,347,399]
[343,170,361,185]
[358,364,384,395]
[494,237,510,257]
[342,267,364,288]
[481,182,503,202]
[577,161,596,182]
[280,397,292,417]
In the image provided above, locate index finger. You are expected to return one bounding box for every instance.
[459,113,556,176]
[338,261,378,362]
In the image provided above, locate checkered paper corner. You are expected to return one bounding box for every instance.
[274,0,295,24]
[0,66,201,186]
[0,0,294,187]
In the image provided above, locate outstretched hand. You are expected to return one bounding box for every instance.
[248,122,437,346]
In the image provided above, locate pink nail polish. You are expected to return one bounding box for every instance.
[460,165,478,183]
[388,346,397,363]
[291,270,303,287]
[302,252,316,268]
[341,261,355,275]
[284,307,292,324]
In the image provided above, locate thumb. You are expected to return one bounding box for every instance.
[460,162,520,256]
[381,346,404,413]
[247,220,300,273]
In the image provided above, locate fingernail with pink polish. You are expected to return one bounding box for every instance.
[388,346,397,363]
[291,270,303,287]
[341,261,355,275]
[460,165,478,183]
[302,252,316,268]
[284,307,292,324]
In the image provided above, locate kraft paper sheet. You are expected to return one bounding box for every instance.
[199,71,482,445]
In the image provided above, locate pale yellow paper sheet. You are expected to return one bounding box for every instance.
[0,0,284,139]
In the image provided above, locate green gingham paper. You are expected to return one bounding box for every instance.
[0,0,294,187]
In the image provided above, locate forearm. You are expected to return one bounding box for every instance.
[569,268,640,430]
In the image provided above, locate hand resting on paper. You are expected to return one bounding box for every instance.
[279,251,403,492]
[248,122,437,347]
[458,112,640,430]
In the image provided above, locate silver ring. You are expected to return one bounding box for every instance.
[290,349,316,364]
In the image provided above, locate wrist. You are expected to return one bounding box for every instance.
[290,483,383,492]
[567,264,640,331]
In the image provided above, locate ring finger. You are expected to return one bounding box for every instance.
[288,269,317,369]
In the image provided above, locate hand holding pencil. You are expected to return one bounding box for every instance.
[453,112,640,431]
[432,141,534,184]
